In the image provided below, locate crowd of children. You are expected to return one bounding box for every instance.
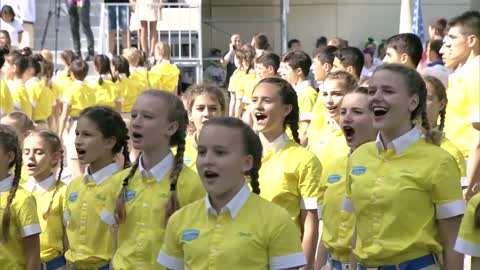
[0,8,478,270]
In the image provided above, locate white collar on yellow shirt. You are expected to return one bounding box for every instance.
[25,175,56,195]
[294,80,312,93]
[375,127,421,154]
[130,67,147,72]
[138,152,174,182]
[25,77,40,88]
[205,182,251,219]
[73,80,84,86]
[261,132,289,155]
[0,175,13,193]
[83,163,121,186]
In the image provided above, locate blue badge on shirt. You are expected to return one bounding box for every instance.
[182,229,200,242]
[69,192,79,202]
[352,166,367,175]
[126,190,136,201]
[183,157,192,165]
[327,174,342,183]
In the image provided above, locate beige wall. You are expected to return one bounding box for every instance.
[202,0,471,56]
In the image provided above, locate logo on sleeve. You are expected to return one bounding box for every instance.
[182,229,200,241]
[69,192,79,202]
[327,174,342,183]
[352,166,367,175]
[126,190,136,201]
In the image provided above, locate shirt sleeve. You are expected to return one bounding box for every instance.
[298,87,317,121]
[454,193,480,257]
[15,193,42,237]
[268,208,306,270]
[297,152,323,210]
[431,154,466,219]
[157,212,184,270]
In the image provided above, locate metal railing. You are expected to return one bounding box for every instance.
[99,1,203,83]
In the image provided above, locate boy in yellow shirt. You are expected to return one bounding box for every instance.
[279,50,317,145]
[440,11,480,200]
[123,47,150,93]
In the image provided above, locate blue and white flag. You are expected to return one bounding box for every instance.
[412,0,425,44]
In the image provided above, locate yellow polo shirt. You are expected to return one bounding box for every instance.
[62,81,95,118]
[182,134,198,172]
[26,77,54,122]
[149,62,180,92]
[23,175,66,262]
[118,75,140,113]
[308,119,349,164]
[9,79,32,118]
[319,154,355,262]
[64,163,122,269]
[444,55,480,158]
[158,183,306,270]
[454,192,480,257]
[112,152,205,270]
[344,128,465,266]
[440,136,467,185]
[259,133,323,228]
[130,68,150,93]
[0,176,42,270]
[0,79,13,115]
[88,78,122,108]
[52,70,73,100]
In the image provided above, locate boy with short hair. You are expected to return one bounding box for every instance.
[383,33,423,68]
[331,47,364,79]
[279,50,317,145]
[421,39,451,87]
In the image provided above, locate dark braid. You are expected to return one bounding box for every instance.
[286,117,301,144]
[475,203,480,228]
[115,157,139,224]
[44,153,63,220]
[121,140,131,169]
[438,109,446,133]
[249,168,260,195]
[1,125,22,241]
[165,137,184,222]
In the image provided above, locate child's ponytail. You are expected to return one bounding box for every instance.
[115,158,139,224]
[165,137,185,222]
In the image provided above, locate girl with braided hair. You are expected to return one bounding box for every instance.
[22,129,67,270]
[0,124,41,270]
[343,64,464,269]
[158,117,306,270]
[250,77,323,270]
[63,105,130,270]
[423,75,466,187]
[113,90,205,270]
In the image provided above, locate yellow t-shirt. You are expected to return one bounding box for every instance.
[26,77,54,121]
[64,163,123,269]
[228,69,246,94]
[345,128,465,266]
[9,80,32,118]
[242,75,260,106]
[112,153,205,270]
[88,78,121,109]
[444,55,480,158]
[259,133,323,228]
[130,68,150,93]
[318,154,355,262]
[295,81,318,123]
[22,176,66,262]
[0,176,42,270]
[62,81,95,118]
[52,70,73,101]
[440,136,467,184]
[0,79,14,115]
[236,72,256,104]
[454,192,480,257]
[149,62,180,92]
[158,184,306,270]
[118,76,141,113]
